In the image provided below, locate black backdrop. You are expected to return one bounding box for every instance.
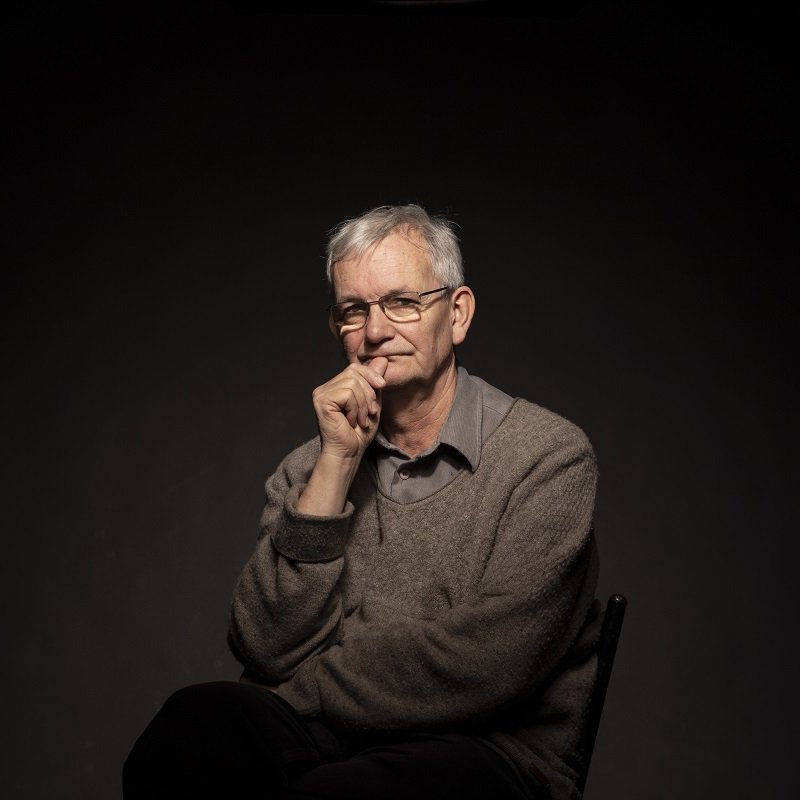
[3,1,796,798]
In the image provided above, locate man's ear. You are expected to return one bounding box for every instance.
[450,285,475,347]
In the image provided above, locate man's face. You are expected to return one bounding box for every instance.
[330,231,457,392]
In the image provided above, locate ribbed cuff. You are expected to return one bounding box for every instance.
[271,483,353,562]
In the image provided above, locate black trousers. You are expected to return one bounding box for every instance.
[122,681,537,800]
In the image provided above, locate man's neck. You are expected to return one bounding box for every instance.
[379,361,459,457]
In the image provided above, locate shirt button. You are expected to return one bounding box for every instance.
[398,468,410,480]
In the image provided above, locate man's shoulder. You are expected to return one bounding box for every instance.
[496,397,595,457]
[461,367,594,458]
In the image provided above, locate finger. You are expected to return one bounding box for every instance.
[360,385,382,428]
[333,380,376,432]
[338,368,381,421]
[350,361,385,416]
[368,356,389,379]
[345,380,380,431]
[351,360,387,391]
[313,367,381,437]
[333,384,369,430]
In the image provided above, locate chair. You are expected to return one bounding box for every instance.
[577,593,628,795]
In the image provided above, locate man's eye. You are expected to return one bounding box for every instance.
[385,295,419,309]
[341,304,366,320]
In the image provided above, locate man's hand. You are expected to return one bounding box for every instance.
[311,357,388,460]
[297,357,388,516]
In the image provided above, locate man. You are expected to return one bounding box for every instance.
[123,204,600,799]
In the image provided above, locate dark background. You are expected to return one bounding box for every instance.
[2,1,796,797]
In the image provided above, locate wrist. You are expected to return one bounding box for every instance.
[297,450,362,516]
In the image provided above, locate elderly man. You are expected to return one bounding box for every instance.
[123,204,600,800]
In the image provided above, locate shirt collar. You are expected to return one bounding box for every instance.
[373,365,483,471]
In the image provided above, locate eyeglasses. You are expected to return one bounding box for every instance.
[327,287,450,332]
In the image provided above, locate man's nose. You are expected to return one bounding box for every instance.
[364,303,394,341]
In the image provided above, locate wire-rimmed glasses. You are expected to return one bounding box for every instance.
[327,287,450,332]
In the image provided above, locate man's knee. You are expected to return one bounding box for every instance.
[123,681,319,799]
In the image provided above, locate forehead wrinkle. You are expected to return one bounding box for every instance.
[333,251,432,301]
[338,232,430,274]
[342,226,431,265]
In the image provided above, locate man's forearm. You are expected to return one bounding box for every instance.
[296,450,362,516]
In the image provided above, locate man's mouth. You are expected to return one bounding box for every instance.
[362,354,403,363]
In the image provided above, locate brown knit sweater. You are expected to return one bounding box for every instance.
[229,398,600,799]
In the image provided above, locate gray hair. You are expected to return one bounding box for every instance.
[325,204,464,290]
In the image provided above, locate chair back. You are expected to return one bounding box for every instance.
[577,592,627,794]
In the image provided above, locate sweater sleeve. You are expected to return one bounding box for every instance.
[227,440,354,682]
[273,420,599,730]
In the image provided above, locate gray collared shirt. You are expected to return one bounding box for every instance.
[371,366,514,503]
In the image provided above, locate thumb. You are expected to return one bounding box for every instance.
[369,356,389,378]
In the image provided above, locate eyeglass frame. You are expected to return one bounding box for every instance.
[326,287,451,330]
